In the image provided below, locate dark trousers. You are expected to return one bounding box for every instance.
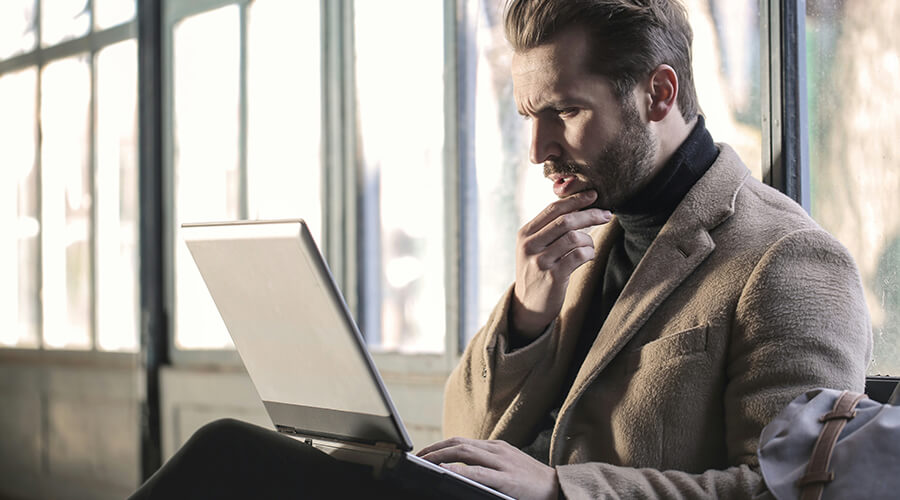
[128,419,424,500]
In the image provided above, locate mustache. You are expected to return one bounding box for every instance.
[543,160,590,178]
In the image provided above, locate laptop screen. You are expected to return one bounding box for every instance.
[181,220,405,444]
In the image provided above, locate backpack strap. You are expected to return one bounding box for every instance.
[796,390,868,500]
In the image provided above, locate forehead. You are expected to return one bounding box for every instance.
[510,28,611,111]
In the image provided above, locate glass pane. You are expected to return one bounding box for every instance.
[246,0,322,240]
[355,0,445,352]
[807,1,900,376]
[472,0,762,335]
[0,68,40,348]
[94,0,135,30]
[0,0,37,59]
[41,56,93,350]
[95,40,139,352]
[41,0,90,47]
[702,0,762,179]
[173,7,240,350]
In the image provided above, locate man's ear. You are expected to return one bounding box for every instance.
[647,64,678,122]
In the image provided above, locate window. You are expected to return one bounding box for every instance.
[0,1,139,352]
[806,1,900,375]
[168,0,322,352]
[354,0,447,353]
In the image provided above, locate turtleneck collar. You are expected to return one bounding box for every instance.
[612,115,719,264]
[616,114,718,217]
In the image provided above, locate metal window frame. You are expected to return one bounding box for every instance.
[162,0,247,367]
[159,0,466,374]
[0,5,138,355]
[761,0,811,211]
[137,0,166,480]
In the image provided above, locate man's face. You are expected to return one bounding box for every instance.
[511,28,658,210]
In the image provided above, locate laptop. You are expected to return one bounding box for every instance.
[181,219,512,499]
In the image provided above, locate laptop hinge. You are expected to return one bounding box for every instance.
[279,428,404,476]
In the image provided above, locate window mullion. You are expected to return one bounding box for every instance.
[89,50,98,351]
[778,0,810,211]
[762,0,810,210]
[322,0,359,319]
[238,3,249,219]
[137,0,167,481]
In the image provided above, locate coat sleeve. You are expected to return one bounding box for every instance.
[443,284,561,441]
[554,228,872,499]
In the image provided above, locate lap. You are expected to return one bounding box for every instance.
[129,418,417,500]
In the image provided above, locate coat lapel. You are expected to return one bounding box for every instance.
[550,145,751,461]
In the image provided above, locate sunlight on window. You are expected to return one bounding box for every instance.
[354,0,446,353]
[173,6,240,350]
[41,0,90,47]
[40,56,92,350]
[247,0,322,240]
[94,0,135,30]
[0,1,37,59]
[95,40,139,352]
[807,0,900,376]
[0,68,39,348]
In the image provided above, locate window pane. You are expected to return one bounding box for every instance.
[95,40,139,352]
[701,0,762,178]
[41,56,92,350]
[355,0,445,352]
[0,0,37,59]
[472,0,762,335]
[173,7,240,350]
[246,0,322,240]
[0,68,40,348]
[807,1,900,376]
[41,0,90,47]
[94,0,135,30]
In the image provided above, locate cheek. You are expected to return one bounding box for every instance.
[567,115,614,157]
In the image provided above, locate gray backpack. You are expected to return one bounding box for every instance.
[757,387,900,500]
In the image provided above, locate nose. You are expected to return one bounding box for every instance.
[529,118,562,165]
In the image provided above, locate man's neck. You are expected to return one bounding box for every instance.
[653,115,698,172]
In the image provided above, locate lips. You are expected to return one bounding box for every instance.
[549,174,586,198]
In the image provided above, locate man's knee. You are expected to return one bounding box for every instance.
[183,418,264,454]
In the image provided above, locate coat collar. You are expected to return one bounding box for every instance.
[549,144,751,463]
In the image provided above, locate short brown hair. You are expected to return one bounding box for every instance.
[504,0,699,121]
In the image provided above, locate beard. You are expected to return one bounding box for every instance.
[543,99,656,210]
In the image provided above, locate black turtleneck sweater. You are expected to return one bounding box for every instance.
[521,115,720,462]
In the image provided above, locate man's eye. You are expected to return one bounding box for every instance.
[558,108,578,118]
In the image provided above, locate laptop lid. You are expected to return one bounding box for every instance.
[181,219,413,451]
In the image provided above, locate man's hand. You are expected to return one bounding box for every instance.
[511,190,612,339]
[417,437,559,500]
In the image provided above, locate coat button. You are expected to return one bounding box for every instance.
[481,366,487,378]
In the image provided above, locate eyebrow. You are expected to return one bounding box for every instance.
[517,99,582,117]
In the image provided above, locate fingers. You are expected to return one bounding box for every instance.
[531,227,594,271]
[520,190,608,238]
[417,437,508,470]
[440,463,500,486]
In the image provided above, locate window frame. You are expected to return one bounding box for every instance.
[160,0,467,374]
[0,3,139,358]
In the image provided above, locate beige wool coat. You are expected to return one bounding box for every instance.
[443,144,872,499]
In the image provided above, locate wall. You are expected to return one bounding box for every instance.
[0,357,140,500]
[0,358,446,500]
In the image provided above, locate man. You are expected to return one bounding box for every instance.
[415,0,872,499]
[131,1,870,499]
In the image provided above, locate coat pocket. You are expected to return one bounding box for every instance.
[622,324,709,373]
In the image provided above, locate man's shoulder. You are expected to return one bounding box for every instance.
[710,143,819,232]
